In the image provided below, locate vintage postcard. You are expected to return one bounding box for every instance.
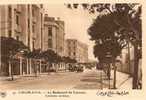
[0,0,145,100]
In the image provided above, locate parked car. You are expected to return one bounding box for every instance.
[68,64,76,72]
[85,64,92,69]
[68,64,84,72]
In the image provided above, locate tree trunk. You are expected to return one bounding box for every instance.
[39,59,42,74]
[9,61,13,80]
[113,63,117,89]
[132,43,139,89]
[100,70,103,89]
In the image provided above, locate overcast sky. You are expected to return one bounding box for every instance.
[44,4,97,61]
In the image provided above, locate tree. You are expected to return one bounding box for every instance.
[62,56,77,63]
[66,3,142,89]
[88,13,125,89]
[89,13,126,62]
[25,49,42,59]
[41,49,63,72]
[41,49,60,63]
[1,37,29,60]
[1,36,28,79]
[24,49,43,76]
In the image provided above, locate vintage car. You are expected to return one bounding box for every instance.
[68,64,76,72]
[76,65,84,72]
[68,64,84,72]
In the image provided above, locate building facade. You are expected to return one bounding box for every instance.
[0,4,44,51]
[43,14,65,56]
[65,39,88,63]
[0,4,66,76]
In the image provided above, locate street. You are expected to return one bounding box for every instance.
[0,68,113,90]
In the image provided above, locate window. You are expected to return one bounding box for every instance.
[48,28,52,36]
[8,6,11,18]
[28,19,30,28]
[48,39,52,48]
[8,30,12,37]
[16,15,19,25]
[32,8,35,17]
[16,36,19,41]
[73,52,76,56]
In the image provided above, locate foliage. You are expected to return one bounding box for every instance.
[88,13,127,62]
[66,3,141,60]
[62,56,77,63]
[66,3,142,88]
[41,49,61,63]
[1,37,29,61]
[24,49,42,59]
[66,3,142,46]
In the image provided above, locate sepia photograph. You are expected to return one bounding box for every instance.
[0,3,142,90]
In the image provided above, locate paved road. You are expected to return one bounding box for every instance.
[0,69,111,90]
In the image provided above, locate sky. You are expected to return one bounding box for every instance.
[44,4,97,61]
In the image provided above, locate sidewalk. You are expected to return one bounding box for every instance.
[110,70,132,89]
[0,73,46,81]
[0,76,21,81]
[0,70,133,89]
[0,72,69,82]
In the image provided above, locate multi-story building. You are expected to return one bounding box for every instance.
[0,4,44,75]
[0,4,44,51]
[55,18,65,57]
[65,39,88,63]
[29,4,44,51]
[43,14,65,56]
[0,4,67,76]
